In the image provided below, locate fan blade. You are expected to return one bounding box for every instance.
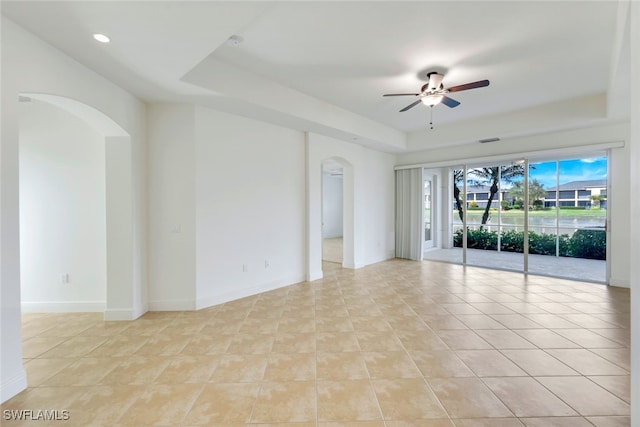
[383,93,420,97]
[441,96,460,108]
[399,99,422,112]
[447,79,490,93]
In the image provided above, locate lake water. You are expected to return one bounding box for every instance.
[452,212,606,236]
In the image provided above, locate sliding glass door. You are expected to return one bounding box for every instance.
[441,153,608,283]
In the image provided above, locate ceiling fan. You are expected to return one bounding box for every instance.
[383,72,490,112]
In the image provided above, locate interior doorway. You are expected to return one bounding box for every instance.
[18,93,136,320]
[322,160,344,264]
[19,97,107,312]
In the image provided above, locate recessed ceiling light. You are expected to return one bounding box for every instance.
[93,33,110,43]
[227,35,243,46]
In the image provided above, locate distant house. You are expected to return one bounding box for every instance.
[462,180,607,209]
[544,179,607,208]
[464,185,511,208]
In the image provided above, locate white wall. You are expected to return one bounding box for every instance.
[322,173,343,238]
[628,2,639,423]
[147,104,394,309]
[19,100,106,312]
[1,17,147,402]
[396,122,632,288]
[194,107,306,308]
[360,147,397,263]
[307,133,396,280]
[147,104,196,310]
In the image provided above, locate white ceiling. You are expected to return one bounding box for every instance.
[1,1,631,153]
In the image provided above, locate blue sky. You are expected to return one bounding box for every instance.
[528,157,607,188]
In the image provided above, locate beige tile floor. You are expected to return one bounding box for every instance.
[323,237,343,264]
[2,259,631,426]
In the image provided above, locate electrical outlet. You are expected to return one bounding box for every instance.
[61,274,70,284]
[242,264,248,273]
[264,259,270,268]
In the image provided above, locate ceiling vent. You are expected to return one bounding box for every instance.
[479,137,500,143]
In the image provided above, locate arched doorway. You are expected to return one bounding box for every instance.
[319,157,354,273]
[19,93,134,320]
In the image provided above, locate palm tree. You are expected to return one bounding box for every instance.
[453,169,465,221]
[508,179,547,209]
[590,194,605,209]
[468,164,525,225]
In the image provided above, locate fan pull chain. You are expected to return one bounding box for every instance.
[429,106,434,130]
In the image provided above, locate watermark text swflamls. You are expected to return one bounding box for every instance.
[3,409,70,421]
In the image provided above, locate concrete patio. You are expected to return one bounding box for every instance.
[423,247,607,284]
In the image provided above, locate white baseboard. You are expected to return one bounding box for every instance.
[104,308,136,321]
[350,254,394,270]
[132,304,147,320]
[1,368,27,404]
[148,299,196,311]
[343,261,356,269]
[307,270,323,282]
[609,277,630,288]
[196,275,305,310]
[21,301,105,313]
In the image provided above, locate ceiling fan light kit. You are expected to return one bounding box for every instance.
[421,94,443,106]
[383,71,490,129]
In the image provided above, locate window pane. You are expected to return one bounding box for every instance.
[528,160,559,276]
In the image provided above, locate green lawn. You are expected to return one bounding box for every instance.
[464,208,606,218]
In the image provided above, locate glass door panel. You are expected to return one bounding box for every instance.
[500,164,525,273]
[527,160,559,276]
[464,163,524,272]
[557,157,607,282]
[527,157,607,283]
[424,177,433,249]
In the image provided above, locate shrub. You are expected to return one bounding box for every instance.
[453,228,603,260]
[568,229,606,260]
[528,231,558,255]
[453,229,463,247]
[558,234,571,256]
[454,228,498,250]
[471,228,498,250]
[501,229,524,252]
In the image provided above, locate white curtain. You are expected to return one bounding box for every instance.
[395,168,424,260]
